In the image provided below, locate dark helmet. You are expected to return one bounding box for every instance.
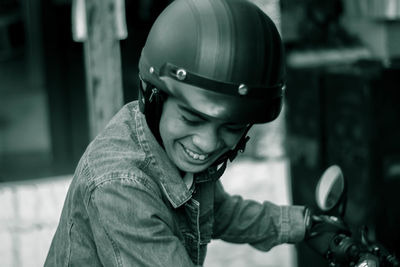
[138,0,286,124]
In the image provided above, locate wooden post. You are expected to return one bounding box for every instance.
[72,0,127,139]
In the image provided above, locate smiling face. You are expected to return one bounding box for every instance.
[159,96,248,173]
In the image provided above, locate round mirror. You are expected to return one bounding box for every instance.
[316,165,345,211]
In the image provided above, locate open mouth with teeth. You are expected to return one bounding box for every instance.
[183,146,209,161]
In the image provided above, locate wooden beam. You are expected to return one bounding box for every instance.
[73,0,126,139]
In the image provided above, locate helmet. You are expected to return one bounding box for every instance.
[138,0,286,124]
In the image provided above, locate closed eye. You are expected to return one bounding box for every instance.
[224,125,247,133]
[224,122,248,132]
[181,115,203,126]
[177,103,248,132]
[178,104,208,126]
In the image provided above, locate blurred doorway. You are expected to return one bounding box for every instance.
[0,0,89,182]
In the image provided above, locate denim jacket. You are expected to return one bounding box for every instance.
[45,101,306,267]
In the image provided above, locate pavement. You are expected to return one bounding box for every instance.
[0,175,70,267]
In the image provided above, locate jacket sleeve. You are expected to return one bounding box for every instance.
[212,180,306,251]
[87,175,196,267]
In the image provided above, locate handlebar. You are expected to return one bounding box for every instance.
[310,166,399,267]
[326,233,399,267]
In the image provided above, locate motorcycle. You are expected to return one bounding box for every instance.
[310,165,399,267]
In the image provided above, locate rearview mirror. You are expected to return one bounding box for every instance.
[315,165,345,212]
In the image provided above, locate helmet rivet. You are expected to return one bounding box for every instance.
[176,69,187,81]
[149,67,155,74]
[238,84,248,95]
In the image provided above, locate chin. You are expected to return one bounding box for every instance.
[177,161,211,174]
[179,164,207,174]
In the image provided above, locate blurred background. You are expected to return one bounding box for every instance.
[0,0,400,266]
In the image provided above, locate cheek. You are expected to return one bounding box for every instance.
[160,118,187,144]
[221,131,245,149]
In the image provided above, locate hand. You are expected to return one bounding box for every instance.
[304,208,350,256]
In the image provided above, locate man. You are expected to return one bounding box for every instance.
[45,0,317,266]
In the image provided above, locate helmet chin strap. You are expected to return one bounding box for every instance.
[139,78,167,146]
[205,125,252,181]
[211,125,252,168]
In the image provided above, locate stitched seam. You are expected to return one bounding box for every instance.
[65,220,74,267]
[92,173,160,198]
[135,107,151,162]
[280,206,290,243]
[91,193,123,267]
[190,199,201,265]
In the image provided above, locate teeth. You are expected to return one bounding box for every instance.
[184,147,208,161]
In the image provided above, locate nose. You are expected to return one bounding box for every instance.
[192,125,223,154]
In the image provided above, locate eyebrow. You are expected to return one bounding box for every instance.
[177,104,209,121]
